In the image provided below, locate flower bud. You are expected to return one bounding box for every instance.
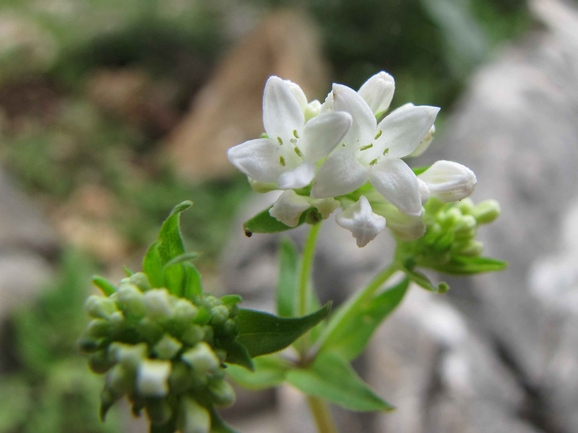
[456,198,475,215]
[284,79,308,111]
[358,71,395,117]
[180,325,204,346]
[472,199,501,225]
[85,295,117,319]
[181,342,219,375]
[210,305,230,326]
[89,349,115,374]
[335,196,386,247]
[408,125,435,157]
[108,364,135,395]
[454,215,477,235]
[117,283,146,317]
[128,272,151,292]
[208,379,236,407]
[304,100,321,121]
[143,289,174,320]
[459,240,484,257]
[110,342,148,370]
[85,318,112,338]
[145,398,173,425]
[180,398,210,433]
[418,161,477,202]
[137,360,172,397]
[154,334,182,360]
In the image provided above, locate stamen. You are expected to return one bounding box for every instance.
[383,148,389,156]
[294,147,303,157]
[293,130,299,139]
[360,143,374,151]
[369,158,378,166]
[279,156,286,166]
[374,130,383,140]
[277,137,283,145]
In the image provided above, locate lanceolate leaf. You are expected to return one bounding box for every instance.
[227,355,289,390]
[286,352,394,412]
[318,278,410,361]
[143,242,164,288]
[92,276,117,296]
[277,237,299,317]
[222,340,254,371]
[209,405,241,433]
[428,256,507,275]
[236,304,331,358]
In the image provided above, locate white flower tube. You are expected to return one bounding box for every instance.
[335,196,386,247]
[418,160,477,202]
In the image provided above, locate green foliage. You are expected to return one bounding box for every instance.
[226,356,290,390]
[0,251,121,433]
[236,304,331,358]
[243,206,322,236]
[286,352,394,412]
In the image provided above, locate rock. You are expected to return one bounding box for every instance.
[166,9,329,180]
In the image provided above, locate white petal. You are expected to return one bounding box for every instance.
[336,196,386,247]
[263,76,305,144]
[374,105,439,158]
[372,200,426,241]
[332,84,376,148]
[227,138,284,183]
[418,160,477,202]
[277,162,316,189]
[311,148,368,198]
[369,157,422,216]
[408,125,435,157]
[417,178,431,204]
[300,111,352,162]
[358,71,395,116]
[284,79,308,111]
[269,190,311,227]
[137,360,171,397]
[310,197,340,219]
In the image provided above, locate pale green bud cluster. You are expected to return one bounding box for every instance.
[397,198,500,272]
[79,272,239,430]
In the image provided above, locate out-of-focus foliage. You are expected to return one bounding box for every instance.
[0,252,122,433]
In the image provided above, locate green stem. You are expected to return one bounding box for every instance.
[314,263,399,353]
[298,222,322,317]
[307,396,339,433]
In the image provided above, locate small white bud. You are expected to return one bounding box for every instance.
[181,342,219,375]
[137,360,171,397]
[335,196,386,247]
[304,99,321,121]
[284,79,308,111]
[143,289,174,320]
[358,71,395,117]
[417,178,430,204]
[418,160,477,202]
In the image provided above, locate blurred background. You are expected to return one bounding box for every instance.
[1,0,578,432]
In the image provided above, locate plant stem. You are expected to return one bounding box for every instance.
[298,222,322,317]
[314,262,399,352]
[307,396,339,433]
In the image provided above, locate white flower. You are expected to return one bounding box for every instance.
[358,71,395,117]
[335,196,386,247]
[418,160,477,202]
[269,190,311,227]
[137,360,172,397]
[409,124,436,157]
[312,83,439,216]
[227,76,352,190]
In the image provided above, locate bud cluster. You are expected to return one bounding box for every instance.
[397,198,501,270]
[79,272,240,431]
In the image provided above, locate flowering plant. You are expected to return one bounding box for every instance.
[81,72,505,433]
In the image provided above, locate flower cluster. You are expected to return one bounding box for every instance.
[79,272,240,432]
[228,72,477,247]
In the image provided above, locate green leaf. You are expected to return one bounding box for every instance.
[277,237,299,317]
[243,206,314,236]
[403,267,438,292]
[91,275,117,296]
[318,278,409,361]
[430,256,507,275]
[236,304,331,358]
[164,252,199,268]
[287,352,394,412]
[222,340,254,371]
[181,263,203,300]
[143,242,164,288]
[227,355,289,390]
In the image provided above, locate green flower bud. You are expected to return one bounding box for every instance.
[137,317,165,343]
[472,199,501,225]
[143,289,174,320]
[208,379,236,407]
[173,299,198,323]
[180,325,204,346]
[137,360,172,397]
[454,215,477,235]
[459,240,484,257]
[108,364,135,395]
[168,362,193,394]
[154,334,182,360]
[89,349,115,374]
[110,342,148,370]
[85,295,118,319]
[210,305,229,326]
[128,272,152,292]
[180,398,210,433]
[86,318,112,338]
[456,198,475,215]
[221,319,237,337]
[145,398,173,425]
[181,342,219,375]
[117,283,146,317]
[78,337,104,353]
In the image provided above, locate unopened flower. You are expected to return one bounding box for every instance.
[335,196,386,247]
[312,83,439,216]
[228,76,352,190]
[358,71,395,117]
[418,160,477,202]
[137,360,172,397]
